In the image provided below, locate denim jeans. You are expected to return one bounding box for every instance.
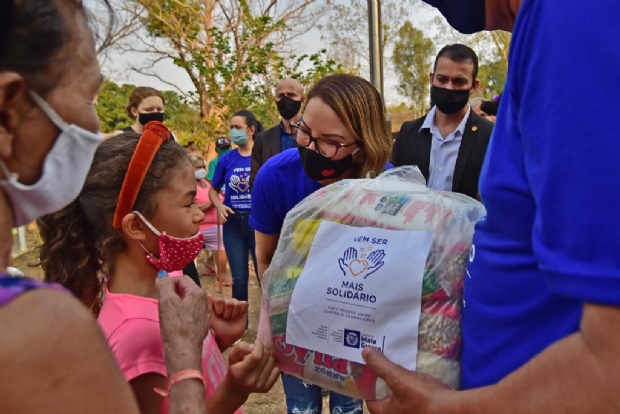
[223,212,257,303]
[281,373,363,414]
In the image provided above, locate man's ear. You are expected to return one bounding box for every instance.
[429,72,435,86]
[121,212,148,242]
[0,72,28,159]
[471,79,480,93]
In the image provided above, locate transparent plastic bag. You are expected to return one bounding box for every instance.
[258,166,486,400]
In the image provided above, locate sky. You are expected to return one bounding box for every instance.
[100,1,442,105]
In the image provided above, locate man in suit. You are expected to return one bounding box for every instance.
[250,78,304,187]
[392,44,493,199]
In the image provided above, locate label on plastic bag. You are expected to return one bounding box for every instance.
[286,221,433,369]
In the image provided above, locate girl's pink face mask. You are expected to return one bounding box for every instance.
[134,211,204,273]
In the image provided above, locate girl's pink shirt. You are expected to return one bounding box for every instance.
[98,288,242,414]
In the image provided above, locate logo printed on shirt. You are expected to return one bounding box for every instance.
[229,172,250,193]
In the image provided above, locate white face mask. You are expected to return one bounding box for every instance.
[194,168,207,180]
[0,91,105,227]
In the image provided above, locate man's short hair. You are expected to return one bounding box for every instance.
[187,141,195,147]
[434,44,479,82]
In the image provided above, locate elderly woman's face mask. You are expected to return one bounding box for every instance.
[0,91,104,226]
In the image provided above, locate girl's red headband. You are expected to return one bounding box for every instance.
[113,121,170,229]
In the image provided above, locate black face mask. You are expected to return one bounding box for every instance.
[298,146,356,182]
[277,96,302,120]
[138,112,165,126]
[431,86,471,115]
[421,0,486,34]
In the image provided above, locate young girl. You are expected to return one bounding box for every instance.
[209,110,263,305]
[38,126,279,414]
[192,156,231,288]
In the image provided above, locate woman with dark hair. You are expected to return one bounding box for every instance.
[0,1,210,413]
[209,110,264,309]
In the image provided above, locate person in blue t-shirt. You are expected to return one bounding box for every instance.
[251,74,393,414]
[209,110,264,305]
[360,1,620,413]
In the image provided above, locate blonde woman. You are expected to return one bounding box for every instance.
[250,74,393,414]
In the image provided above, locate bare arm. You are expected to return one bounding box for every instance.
[365,303,620,414]
[255,231,280,345]
[208,186,224,209]
[208,187,234,224]
[130,374,166,414]
[255,230,279,283]
[0,290,140,414]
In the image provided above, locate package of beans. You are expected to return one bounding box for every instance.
[257,166,485,400]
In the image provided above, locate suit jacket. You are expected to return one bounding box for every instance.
[250,124,283,188]
[391,111,493,199]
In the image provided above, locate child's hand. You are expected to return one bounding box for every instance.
[226,341,280,394]
[209,296,248,350]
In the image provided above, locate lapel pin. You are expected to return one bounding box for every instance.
[472,125,478,132]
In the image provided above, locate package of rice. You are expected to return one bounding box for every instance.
[257,166,486,400]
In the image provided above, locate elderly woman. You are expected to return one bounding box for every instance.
[0,1,210,413]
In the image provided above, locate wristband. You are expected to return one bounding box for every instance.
[154,369,207,397]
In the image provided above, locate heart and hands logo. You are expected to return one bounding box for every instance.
[229,173,250,193]
[229,175,241,192]
[338,247,386,279]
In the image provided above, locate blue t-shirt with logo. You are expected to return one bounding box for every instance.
[211,149,252,212]
[461,0,620,389]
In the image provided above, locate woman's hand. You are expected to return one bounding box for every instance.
[209,296,249,351]
[225,341,280,395]
[157,276,211,373]
[215,204,235,224]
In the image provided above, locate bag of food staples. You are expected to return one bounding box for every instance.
[257,166,486,400]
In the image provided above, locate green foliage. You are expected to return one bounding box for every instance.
[391,21,435,115]
[477,59,507,97]
[95,81,134,133]
[133,0,337,138]
[320,0,411,74]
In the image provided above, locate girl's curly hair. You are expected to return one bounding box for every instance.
[37,132,188,315]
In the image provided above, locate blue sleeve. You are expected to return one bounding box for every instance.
[250,163,284,235]
[519,0,620,304]
[211,154,226,191]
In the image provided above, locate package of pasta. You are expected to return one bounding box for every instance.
[257,166,486,400]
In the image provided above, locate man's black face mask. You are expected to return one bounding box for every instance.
[422,0,486,34]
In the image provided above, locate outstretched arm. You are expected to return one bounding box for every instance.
[0,290,140,414]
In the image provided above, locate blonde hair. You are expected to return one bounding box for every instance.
[307,74,392,178]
